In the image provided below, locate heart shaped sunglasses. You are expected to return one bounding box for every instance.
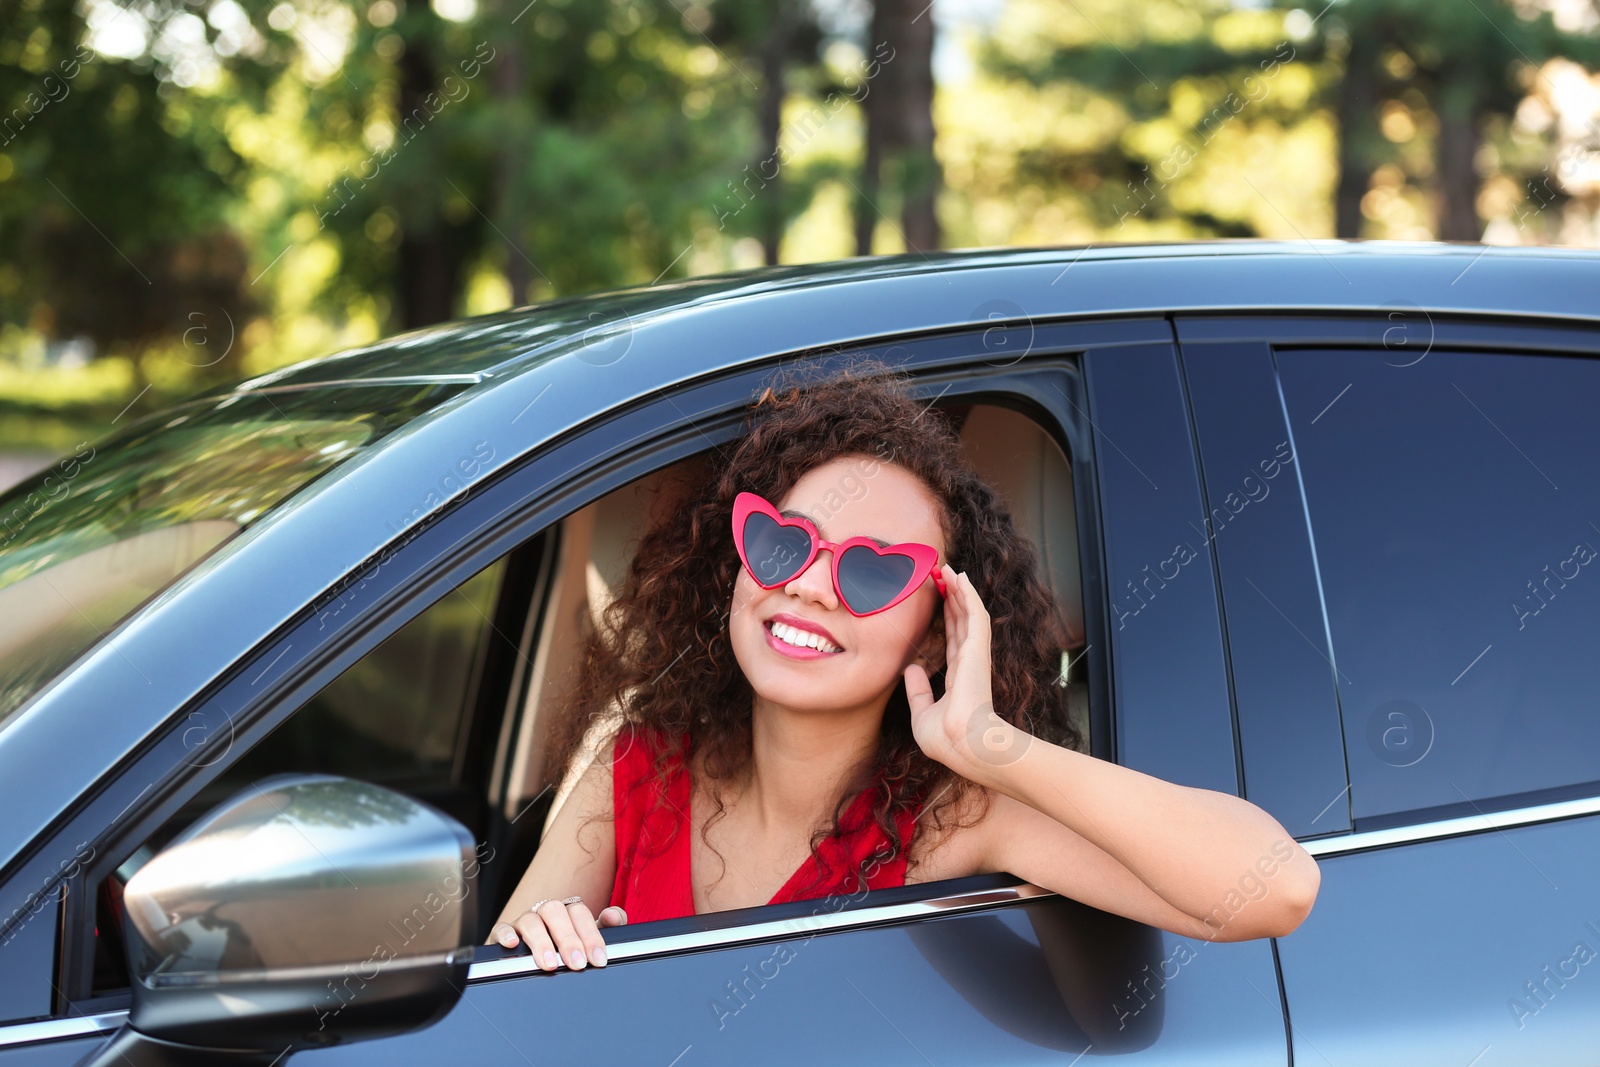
[732,491,949,617]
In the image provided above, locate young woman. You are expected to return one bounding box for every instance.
[488,359,1320,971]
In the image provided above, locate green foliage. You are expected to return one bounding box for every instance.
[960,0,1600,243]
[1,0,1598,434]
[955,0,1337,240]
[0,0,251,370]
[0,0,806,415]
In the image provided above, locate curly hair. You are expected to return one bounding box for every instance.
[543,355,1085,902]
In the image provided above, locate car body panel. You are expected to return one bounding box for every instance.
[1183,312,1600,1066]
[1083,343,1239,795]
[1279,814,1600,1065]
[0,898,54,1023]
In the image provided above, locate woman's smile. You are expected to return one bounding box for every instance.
[764,617,845,659]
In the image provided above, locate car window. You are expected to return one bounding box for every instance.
[84,389,1093,999]
[90,551,517,995]
[195,561,506,800]
[0,382,471,732]
[1277,345,1600,826]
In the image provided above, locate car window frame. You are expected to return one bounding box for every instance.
[26,320,1156,1022]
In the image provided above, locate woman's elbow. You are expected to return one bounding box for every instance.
[1277,856,1322,934]
[1202,857,1322,942]
[1246,858,1321,940]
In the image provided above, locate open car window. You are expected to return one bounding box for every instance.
[85,391,1091,999]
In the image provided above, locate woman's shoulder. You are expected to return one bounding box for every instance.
[611,720,672,765]
[610,721,691,808]
[903,778,998,885]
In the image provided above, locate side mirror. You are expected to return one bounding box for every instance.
[79,774,478,1066]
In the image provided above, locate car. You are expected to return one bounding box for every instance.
[0,239,1598,1066]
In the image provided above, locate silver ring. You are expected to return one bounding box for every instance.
[526,896,585,915]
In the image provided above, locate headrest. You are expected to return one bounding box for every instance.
[958,405,1084,648]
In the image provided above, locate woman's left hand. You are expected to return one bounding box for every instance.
[904,564,1013,780]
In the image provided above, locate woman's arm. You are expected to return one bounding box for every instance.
[960,753,1315,942]
[488,735,624,968]
[905,565,1320,942]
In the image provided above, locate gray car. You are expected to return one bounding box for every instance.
[1,240,1598,1065]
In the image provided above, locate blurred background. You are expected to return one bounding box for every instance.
[1,0,1599,485]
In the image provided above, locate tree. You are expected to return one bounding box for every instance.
[1320,0,1600,240]
[975,0,1323,238]
[856,0,940,254]
[2,0,766,393]
[973,0,1600,241]
[0,0,255,383]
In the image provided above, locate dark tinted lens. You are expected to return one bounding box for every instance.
[838,545,917,614]
[742,512,814,586]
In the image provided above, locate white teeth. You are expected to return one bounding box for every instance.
[770,621,840,653]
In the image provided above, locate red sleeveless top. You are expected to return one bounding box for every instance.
[608,722,922,921]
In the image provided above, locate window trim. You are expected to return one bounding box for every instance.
[1173,309,1600,356]
[0,876,1050,1051]
[0,1011,125,1051]
[1300,793,1600,858]
[468,876,1054,979]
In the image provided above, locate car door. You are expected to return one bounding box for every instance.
[1178,312,1600,1065]
[1,319,1288,1066]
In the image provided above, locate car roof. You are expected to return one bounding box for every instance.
[202,240,1600,393]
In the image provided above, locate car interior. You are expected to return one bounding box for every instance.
[87,399,1090,998]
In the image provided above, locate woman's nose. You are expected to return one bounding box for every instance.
[785,549,838,607]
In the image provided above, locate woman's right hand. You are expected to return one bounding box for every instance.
[487,898,628,971]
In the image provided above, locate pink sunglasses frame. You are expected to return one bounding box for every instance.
[732,491,949,617]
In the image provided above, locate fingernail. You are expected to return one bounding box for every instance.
[569,949,587,969]
[592,944,607,966]
[499,931,514,946]
[543,950,560,969]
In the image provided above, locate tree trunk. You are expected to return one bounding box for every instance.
[1434,79,1483,241]
[854,0,892,256]
[897,0,939,252]
[494,11,533,304]
[1334,29,1379,238]
[856,0,939,255]
[397,41,471,327]
[757,3,794,265]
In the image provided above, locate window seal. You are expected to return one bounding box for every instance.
[0,1011,126,1051]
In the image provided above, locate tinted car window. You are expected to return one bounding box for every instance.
[92,555,510,994]
[0,382,469,730]
[1277,346,1600,825]
[199,559,506,796]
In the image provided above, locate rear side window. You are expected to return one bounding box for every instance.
[1277,345,1600,826]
